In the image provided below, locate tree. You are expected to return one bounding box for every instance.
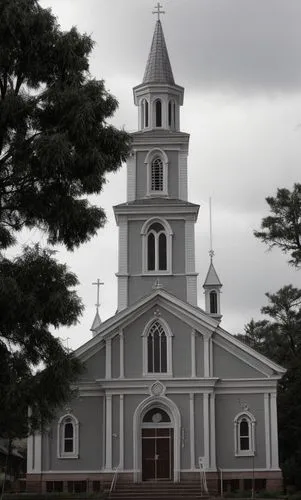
[240,286,301,489]
[0,0,131,449]
[254,184,301,267]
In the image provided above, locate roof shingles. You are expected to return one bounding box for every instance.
[143,20,175,84]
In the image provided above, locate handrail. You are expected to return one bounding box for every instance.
[109,465,119,495]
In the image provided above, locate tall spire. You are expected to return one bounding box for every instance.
[203,199,222,320]
[143,19,175,85]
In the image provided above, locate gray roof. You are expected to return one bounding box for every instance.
[143,20,175,84]
[203,260,222,287]
[115,198,199,208]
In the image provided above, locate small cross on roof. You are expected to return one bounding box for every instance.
[152,2,165,21]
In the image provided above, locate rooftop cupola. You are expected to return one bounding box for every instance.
[203,252,223,321]
[133,6,184,132]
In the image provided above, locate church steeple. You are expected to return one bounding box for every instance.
[203,201,222,321]
[143,20,175,85]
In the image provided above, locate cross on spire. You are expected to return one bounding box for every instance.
[152,2,165,21]
[92,278,104,310]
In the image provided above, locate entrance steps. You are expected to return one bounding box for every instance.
[108,481,210,500]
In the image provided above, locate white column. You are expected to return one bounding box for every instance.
[105,395,112,469]
[270,392,279,469]
[203,393,210,469]
[204,334,210,377]
[119,395,124,469]
[127,152,136,201]
[117,217,128,311]
[190,393,195,469]
[119,329,124,379]
[179,151,188,201]
[191,330,196,377]
[264,393,271,469]
[210,393,216,470]
[209,337,213,377]
[106,339,112,379]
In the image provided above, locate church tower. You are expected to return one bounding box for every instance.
[114,15,199,311]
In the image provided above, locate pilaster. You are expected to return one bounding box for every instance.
[119,329,124,379]
[264,393,271,469]
[203,393,210,469]
[106,339,112,379]
[189,393,195,469]
[191,329,196,377]
[105,395,112,469]
[119,395,124,469]
[270,393,279,469]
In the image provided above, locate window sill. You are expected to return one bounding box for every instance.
[142,271,172,276]
[143,373,172,378]
[235,451,255,457]
[58,454,79,459]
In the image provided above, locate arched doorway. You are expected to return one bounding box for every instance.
[142,407,173,481]
[133,395,181,483]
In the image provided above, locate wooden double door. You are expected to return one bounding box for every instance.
[142,428,173,481]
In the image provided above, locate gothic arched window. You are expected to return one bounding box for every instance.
[234,412,256,456]
[151,157,164,192]
[209,290,218,314]
[142,99,149,128]
[147,321,167,373]
[147,222,167,271]
[155,99,162,127]
[142,318,173,376]
[57,414,79,459]
[168,99,176,128]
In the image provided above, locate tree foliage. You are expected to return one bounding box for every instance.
[0,0,131,441]
[254,184,301,267]
[240,286,301,488]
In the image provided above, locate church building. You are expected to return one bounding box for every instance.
[27,10,285,494]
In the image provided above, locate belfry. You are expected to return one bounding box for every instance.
[27,7,284,495]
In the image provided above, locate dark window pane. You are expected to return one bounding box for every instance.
[64,422,73,439]
[240,420,249,436]
[151,158,163,191]
[143,408,170,423]
[153,332,160,372]
[149,222,164,233]
[145,101,149,127]
[156,100,162,127]
[64,439,73,453]
[168,101,172,126]
[240,437,250,450]
[46,482,53,493]
[210,291,217,314]
[159,233,167,270]
[161,333,167,372]
[148,233,155,270]
[67,482,73,493]
[148,334,153,372]
[54,482,63,492]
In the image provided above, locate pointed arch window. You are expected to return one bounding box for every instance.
[147,321,167,373]
[142,99,149,128]
[209,290,218,314]
[57,414,79,459]
[155,99,162,127]
[168,100,176,128]
[142,218,172,275]
[142,318,173,376]
[234,412,256,457]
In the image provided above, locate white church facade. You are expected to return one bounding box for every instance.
[27,14,285,494]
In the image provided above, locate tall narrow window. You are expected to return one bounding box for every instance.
[155,99,162,127]
[142,99,149,128]
[234,412,255,456]
[151,157,163,191]
[57,414,79,459]
[147,321,167,373]
[147,223,167,271]
[209,290,218,314]
[168,100,175,128]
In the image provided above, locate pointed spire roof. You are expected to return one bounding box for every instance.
[90,310,101,335]
[143,20,175,85]
[203,260,222,287]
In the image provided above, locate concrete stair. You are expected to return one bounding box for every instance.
[107,481,210,500]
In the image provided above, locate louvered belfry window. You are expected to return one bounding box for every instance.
[147,321,167,373]
[151,157,163,191]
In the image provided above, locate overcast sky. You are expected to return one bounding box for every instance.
[34,0,301,350]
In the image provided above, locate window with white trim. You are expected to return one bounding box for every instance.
[147,321,167,373]
[151,157,164,191]
[155,99,162,127]
[168,99,176,128]
[142,318,173,376]
[57,414,79,459]
[234,412,255,457]
[141,99,149,129]
[209,290,218,314]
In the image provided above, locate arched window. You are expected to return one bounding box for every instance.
[209,290,218,314]
[147,222,167,271]
[155,99,162,127]
[168,100,176,128]
[143,407,171,423]
[142,99,149,128]
[142,318,173,376]
[57,414,79,459]
[151,157,164,191]
[147,321,167,373]
[234,412,255,456]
